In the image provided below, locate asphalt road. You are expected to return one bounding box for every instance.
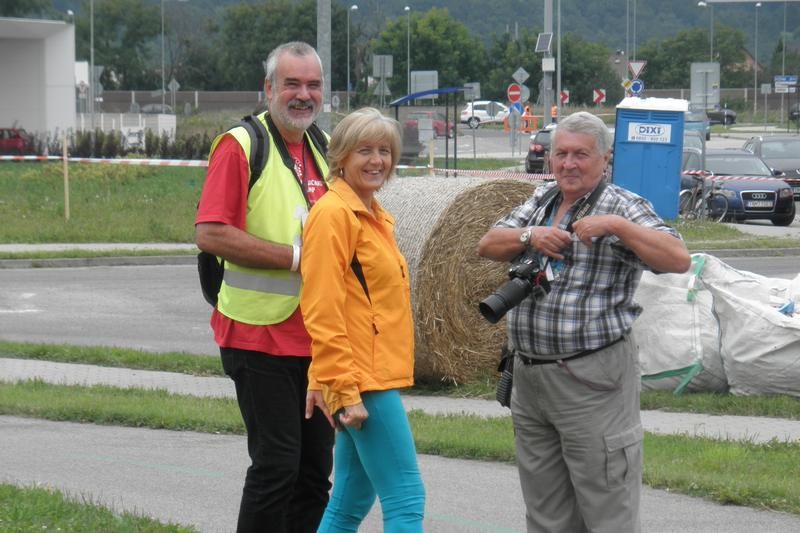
[0,255,798,357]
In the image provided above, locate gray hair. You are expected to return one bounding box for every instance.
[553,111,612,154]
[262,41,323,87]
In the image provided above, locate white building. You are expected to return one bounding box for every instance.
[0,17,75,136]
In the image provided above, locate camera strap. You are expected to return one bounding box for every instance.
[538,181,607,231]
[535,181,607,279]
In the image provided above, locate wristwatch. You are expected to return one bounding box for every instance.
[519,228,532,247]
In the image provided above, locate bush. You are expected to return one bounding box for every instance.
[33,127,212,161]
[145,130,159,158]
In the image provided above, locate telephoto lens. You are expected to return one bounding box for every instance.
[479,277,534,324]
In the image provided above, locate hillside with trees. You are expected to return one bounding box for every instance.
[5,0,800,105]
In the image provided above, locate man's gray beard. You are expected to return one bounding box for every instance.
[270,100,319,133]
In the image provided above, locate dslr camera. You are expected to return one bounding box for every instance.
[479,256,551,324]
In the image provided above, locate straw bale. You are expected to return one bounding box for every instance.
[378,176,542,384]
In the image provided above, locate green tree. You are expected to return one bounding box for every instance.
[766,38,800,82]
[215,0,339,91]
[638,25,749,89]
[559,34,623,107]
[74,0,160,90]
[0,0,50,17]
[371,8,487,101]
[484,30,543,104]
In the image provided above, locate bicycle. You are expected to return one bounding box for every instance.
[678,172,729,222]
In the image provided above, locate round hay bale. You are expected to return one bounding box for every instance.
[378,176,542,384]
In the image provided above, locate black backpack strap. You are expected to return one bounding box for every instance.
[238,114,270,192]
[307,122,329,156]
[350,253,370,303]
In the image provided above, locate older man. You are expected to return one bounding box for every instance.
[195,42,334,533]
[478,111,690,533]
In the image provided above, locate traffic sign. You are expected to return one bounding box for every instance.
[507,83,522,103]
[560,90,570,104]
[774,75,798,84]
[593,88,606,105]
[630,79,645,95]
[628,60,647,79]
[513,67,530,85]
[520,85,531,103]
[621,78,632,91]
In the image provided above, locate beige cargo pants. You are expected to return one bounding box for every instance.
[511,335,643,533]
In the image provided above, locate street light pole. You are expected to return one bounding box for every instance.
[781,1,787,123]
[161,0,165,110]
[754,2,761,115]
[90,0,95,153]
[556,0,561,120]
[710,4,714,62]
[697,2,713,62]
[347,5,357,112]
[405,6,410,97]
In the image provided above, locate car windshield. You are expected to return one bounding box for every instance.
[685,111,706,122]
[760,139,800,158]
[706,155,772,176]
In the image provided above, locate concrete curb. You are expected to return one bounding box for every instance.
[1,248,797,269]
[0,255,196,269]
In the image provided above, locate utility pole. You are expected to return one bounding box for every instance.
[543,0,553,126]
[316,0,331,132]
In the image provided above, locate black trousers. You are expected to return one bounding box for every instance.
[221,348,334,533]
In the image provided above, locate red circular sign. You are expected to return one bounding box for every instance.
[507,83,522,103]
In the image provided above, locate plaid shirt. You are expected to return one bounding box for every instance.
[494,181,681,356]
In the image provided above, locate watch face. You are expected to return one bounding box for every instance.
[520,230,531,245]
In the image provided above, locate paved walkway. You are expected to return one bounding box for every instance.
[3,357,800,533]
[3,357,800,444]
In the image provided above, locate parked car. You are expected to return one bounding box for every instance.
[403,111,454,139]
[790,103,800,121]
[683,149,795,226]
[0,127,31,155]
[525,124,556,173]
[706,107,737,126]
[742,135,800,200]
[460,100,509,129]
[684,109,711,141]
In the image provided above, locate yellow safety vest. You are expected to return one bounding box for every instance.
[209,113,329,325]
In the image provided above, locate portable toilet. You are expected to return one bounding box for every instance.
[612,97,688,220]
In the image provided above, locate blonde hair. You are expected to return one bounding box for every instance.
[326,107,402,182]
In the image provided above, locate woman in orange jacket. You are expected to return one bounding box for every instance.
[300,107,425,532]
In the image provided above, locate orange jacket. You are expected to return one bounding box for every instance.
[300,179,414,415]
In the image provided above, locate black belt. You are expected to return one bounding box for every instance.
[515,336,625,366]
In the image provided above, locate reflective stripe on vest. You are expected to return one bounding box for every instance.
[223,268,301,296]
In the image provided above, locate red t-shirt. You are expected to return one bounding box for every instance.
[195,134,326,356]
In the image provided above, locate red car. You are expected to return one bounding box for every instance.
[0,127,31,155]
[403,111,454,139]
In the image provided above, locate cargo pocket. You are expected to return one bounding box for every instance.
[604,423,643,488]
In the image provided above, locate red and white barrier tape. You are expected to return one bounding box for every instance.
[432,167,555,180]
[0,155,208,167]
[682,170,792,183]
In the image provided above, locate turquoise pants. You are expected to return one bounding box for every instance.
[317,389,425,533]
